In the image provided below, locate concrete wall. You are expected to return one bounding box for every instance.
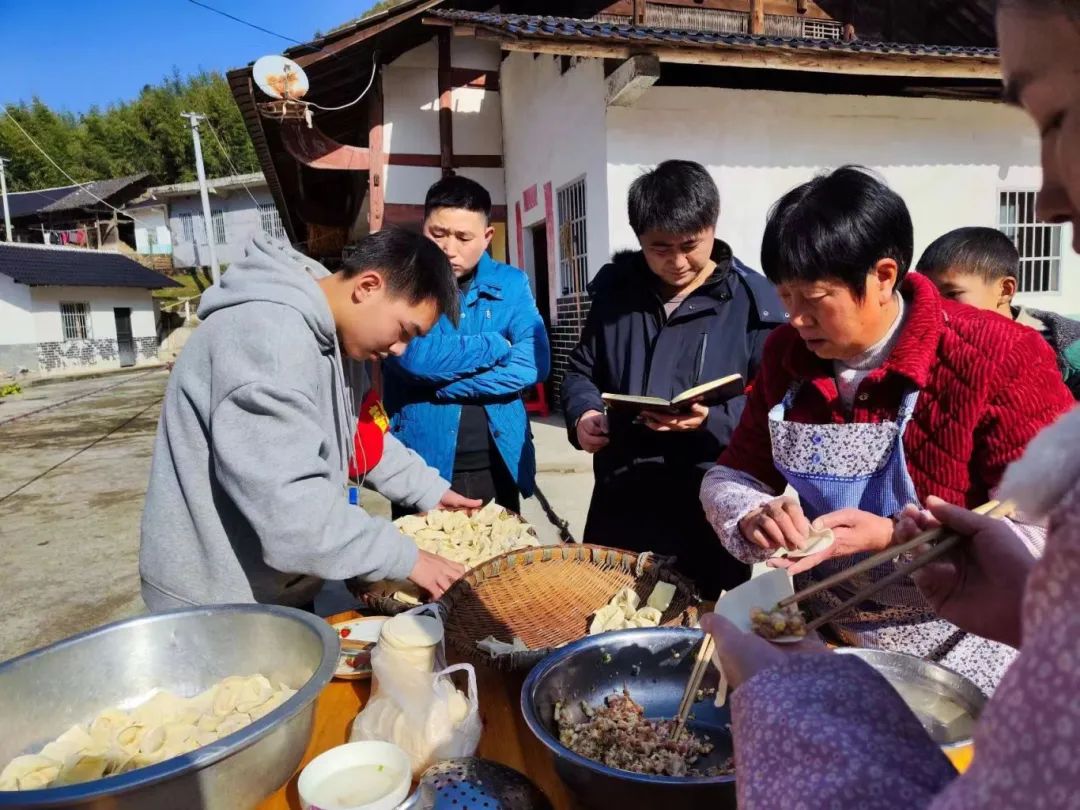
[0,274,40,375]
[168,185,278,269]
[381,38,505,213]
[131,205,173,255]
[606,86,1080,317]
[30,286,159,374]
[501,52,611,315]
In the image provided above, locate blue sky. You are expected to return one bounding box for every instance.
[0,0,380,112]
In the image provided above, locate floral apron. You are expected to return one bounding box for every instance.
[767,382,1014,693]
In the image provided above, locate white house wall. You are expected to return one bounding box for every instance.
[606,86,1080,317]
[501,53,610,307]
[168,186,279,270]
[30,286,159,374]
[0,274,39,375]
[381,39,505,217]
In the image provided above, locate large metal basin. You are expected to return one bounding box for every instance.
[521,628,735,810]
[0,604,338,809]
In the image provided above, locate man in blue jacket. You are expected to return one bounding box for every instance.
[562,161,786,596]
[383,176,551,514]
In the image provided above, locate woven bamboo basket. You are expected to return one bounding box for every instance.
[437,544,701,671]
[347,507,542,616]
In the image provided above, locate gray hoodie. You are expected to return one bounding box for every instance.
[140,237,448,610]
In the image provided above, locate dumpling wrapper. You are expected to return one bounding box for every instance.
[777,526,836,560]
[646,582,677,613]
[0,755,62,791]
[476,636,529,657]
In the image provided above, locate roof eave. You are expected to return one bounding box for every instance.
[426,20,1002,82]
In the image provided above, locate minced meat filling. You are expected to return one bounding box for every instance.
[556,690,733,778]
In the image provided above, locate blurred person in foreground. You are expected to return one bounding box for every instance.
[700,2,1080,806]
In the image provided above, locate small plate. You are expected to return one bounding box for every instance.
[332,616,387,680]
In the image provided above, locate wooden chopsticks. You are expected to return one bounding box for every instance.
[780,499,1015,632]
[672,631,716,742]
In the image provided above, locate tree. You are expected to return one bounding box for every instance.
[363,0,409,19]
[0,71,259,192]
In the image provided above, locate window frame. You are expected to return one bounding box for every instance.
[556,176,589,297]
[211,209,227,245]
[178,212,194,242]
[997,189,1063,295]
[60,302,92,341]
[258,202,286,240]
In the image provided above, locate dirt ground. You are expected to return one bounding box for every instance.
[0,370,169,662]
[0,370,594,661]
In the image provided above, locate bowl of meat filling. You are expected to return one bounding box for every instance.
[521,628,736,810]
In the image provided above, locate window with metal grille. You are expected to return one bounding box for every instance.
[60,303,91,340]
[557,178,589,296]
[178,213,194,242]
[998,191,1062,293]
[802,19,843,39]
[765,15,842,39]
[212,209,227,245]
[259,203,286,240]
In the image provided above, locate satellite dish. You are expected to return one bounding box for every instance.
[253,55,310,100]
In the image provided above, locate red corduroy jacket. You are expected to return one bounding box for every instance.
[719,272,1075,507]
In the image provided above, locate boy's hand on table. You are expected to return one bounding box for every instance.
[408,550,467,599]
[576,410,610,453]
[438,490,483,510]
[640,403,709,432]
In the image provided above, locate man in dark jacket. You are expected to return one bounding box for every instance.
[562,160,786,596]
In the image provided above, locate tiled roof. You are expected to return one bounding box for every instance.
[38,174,150,214]
[7,184,81,219]
[0,243,181,289]
[429,11,1000,59]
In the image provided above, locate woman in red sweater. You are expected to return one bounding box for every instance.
[700,166,1073,692]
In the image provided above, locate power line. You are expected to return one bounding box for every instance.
[0,107,155,229]
[202,119,261,206]
[185,0,307,46]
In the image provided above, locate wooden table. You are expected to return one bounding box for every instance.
[258,611,576,810]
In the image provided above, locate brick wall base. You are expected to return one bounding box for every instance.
[38,339,119,372]
[136,336,159,362]
[550,293,591,406]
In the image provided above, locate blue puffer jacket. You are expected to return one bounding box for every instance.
[383,253,551,496]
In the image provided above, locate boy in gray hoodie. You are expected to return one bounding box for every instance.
[140,230,478,611]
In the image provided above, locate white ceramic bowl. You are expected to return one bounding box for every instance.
[297,741,412,810]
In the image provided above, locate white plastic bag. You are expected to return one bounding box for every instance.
[349,606,481,776]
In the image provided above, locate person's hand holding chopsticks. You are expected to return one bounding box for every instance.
[894,496,1036,649]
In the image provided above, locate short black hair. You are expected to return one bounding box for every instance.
[916,227,1020,282]
[761,166,914,300]
[342,228,459,325]
[424,175,492,222]
[628,160,720,236]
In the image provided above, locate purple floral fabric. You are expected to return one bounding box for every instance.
[728,474,1080,808]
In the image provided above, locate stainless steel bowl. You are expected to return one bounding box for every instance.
[0,604,339,810]
[835,648,986,747]
[521,628,735,810]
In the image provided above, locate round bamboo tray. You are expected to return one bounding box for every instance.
[438,544,701,671]
[347,507,541,615]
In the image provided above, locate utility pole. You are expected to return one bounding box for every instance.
[181,113,221,285]
[0,157,12,242]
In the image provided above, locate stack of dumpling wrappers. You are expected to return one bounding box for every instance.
[393,502,540,571]
[0,675,295,791]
